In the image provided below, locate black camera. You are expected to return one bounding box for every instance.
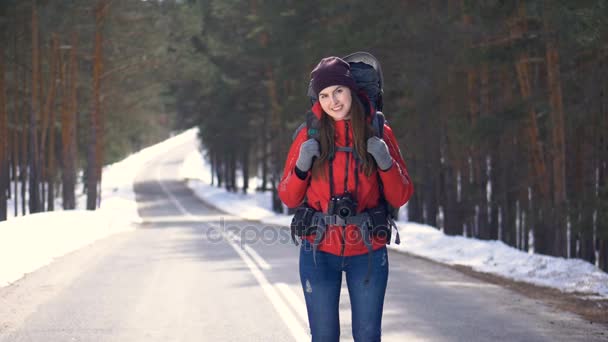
[328,192,358,218]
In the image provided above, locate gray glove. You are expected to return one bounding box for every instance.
[296,139,320,172]
[367,136,393,171]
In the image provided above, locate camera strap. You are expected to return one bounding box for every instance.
[328,147,360,198]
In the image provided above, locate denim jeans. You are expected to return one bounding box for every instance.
[299,239,389,342]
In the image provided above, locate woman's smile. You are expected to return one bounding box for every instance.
[319,85,353,121]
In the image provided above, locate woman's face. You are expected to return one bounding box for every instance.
[318,85,352,121]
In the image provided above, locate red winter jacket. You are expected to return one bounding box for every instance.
[279,100,414,256]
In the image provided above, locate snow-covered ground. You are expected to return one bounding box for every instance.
[0,130,196,288]
[179,131,608,299]
[2,128,607,300]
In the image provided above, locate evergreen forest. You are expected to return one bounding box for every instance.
[0,0,607,271]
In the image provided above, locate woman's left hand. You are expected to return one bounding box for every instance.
[367,136,393,171]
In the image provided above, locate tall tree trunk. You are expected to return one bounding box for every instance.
[543,3,566,210]
[223,151,230,191]
[20,54,27,216]
[600,239,608,272]
[499,66,517,244]
[479,63,491,240]
[209,149,214,186]
[62,32,78,210]
[259,116,268,192]
[265,64,284,213]
[437,61,460,233]
[47,73,58,211]
[591,57,607,270]
[511,4,550,254]
[42,35,60,211]
[441,67,460,236]
[87,1,109,210]
[232,151,237,192]
[241,144,249,194]
[543,2,567,256]
[465,69,478,237]
[462,5,480,237]
[227,151,236,192]
[12,24,19,217]
[12,98,19,218]
[29,1,41,214]
[0,49,8,221]
[215,152,223,187]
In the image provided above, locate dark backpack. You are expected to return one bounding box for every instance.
[293,52,401,223]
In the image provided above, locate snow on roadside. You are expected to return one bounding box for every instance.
[0,128,198,288]
[3,126,605,299]
[180,140,608,299]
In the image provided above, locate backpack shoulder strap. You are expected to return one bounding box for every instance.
[306,111,320,140]
[292,111,320,141]
[292,110,321,141]
[292,121,307,141]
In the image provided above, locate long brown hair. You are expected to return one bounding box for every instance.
[311,93,377,180]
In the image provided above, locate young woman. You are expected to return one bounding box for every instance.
[279,56,414,342]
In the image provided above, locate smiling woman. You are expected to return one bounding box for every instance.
[278,55,414,341]
[318,86,353,121]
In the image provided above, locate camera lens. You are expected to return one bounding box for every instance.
[339,207,350,218]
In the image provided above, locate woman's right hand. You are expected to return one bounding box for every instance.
[295,139,320,172]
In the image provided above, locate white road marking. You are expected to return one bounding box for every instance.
[244,245,272,270]
[219,230,310,342]
[276,282,308,325]
[156,157,309,342]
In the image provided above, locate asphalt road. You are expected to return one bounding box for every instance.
[0,141,606,341]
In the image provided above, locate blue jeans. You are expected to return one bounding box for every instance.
[299,239,389,342]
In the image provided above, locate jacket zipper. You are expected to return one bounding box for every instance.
[344,121,351,194]
[340,121,351,257]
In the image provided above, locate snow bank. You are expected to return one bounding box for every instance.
[181,134,608,298]
[0,128,198,288]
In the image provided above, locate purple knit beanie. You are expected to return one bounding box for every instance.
[310,56,357,96]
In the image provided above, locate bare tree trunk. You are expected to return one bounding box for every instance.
[465,69,478,237]
[511,4,551,254]
[62,32,78,210]
[241,145,249,194]
[0,49,8,221]
[209,149,214,186]
[223,151,230,191]
[87,0,109,210]
[12,25,19,217]
[29,1,41,214]
[20,57,27,216]
[37,16,47,212]
[600,239,608,272]
[215,152,223,187]
[543,2,566,210]
[479,63,491,240]
[512,9,549,200]
[47,60,58,210]
[259,116,268,192]
[230,151,237,192]
[12,100,19,218]
[42,35,60,211]
[500,66,516,244]
[264,64,284,212]
[462,5,480,237]
[543,2,568,257]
